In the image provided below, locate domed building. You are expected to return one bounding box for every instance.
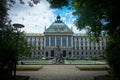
[24,15,107,59]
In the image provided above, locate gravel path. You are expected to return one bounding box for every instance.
[17,65,108,80]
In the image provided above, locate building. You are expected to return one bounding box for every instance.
[24,15,107,59]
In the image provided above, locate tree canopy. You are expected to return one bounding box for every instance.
[0,1,32,79]
[48,0,120,78]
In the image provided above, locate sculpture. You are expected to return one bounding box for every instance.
[55,46,64,64]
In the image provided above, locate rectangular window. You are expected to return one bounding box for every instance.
[57,38,60,46]
[46,37,49,47]
[62,38,66,46]
[68,37,71,47]
[51,37,55,46]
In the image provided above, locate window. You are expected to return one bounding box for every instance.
[98,47,100,50]
[51,50,54,57]
[51,37,55,46]
[57,38,60,46]
[89,47,91,50]
[94,47,96,50]
[38,52,40,55]
[38,41,40,45]
[38,46,40,50]
[81,47,83,50]
[81,38,83,41]
[63,50,66,57]
[69,52,71,55]
[85,47,87,50]
[46,37,49,46]
[102,47,104,50]
[81,42,83,45]
[46,52,48,57]
[90,52,91,55]
[62,38,66,46]
[102,42,104,45]
[68,37,71,46]
[81,52,83,55]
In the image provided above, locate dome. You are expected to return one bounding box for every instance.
[44,15,73,34]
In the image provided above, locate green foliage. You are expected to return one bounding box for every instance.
[0,1,15,79]
[95,75,119,80]
[91,56,98,60]
[72,0,120,39]
[48,0,69,8]
[71,0,120,78]
[16,65,42,71]
[76,65,110,71]
[66,57,74,60]
[18,35,33,60]
[0,1,33,79]
[105,40,120,78]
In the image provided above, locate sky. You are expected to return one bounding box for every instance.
[8,0,86,34]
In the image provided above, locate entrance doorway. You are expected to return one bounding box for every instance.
[45,51,48,57]
[51,50,54,57]
[63,50,66,57]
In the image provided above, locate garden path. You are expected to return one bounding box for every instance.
[17,65,108,80]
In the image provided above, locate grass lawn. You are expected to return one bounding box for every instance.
[16,65,43,71]
[94,75,119,80]
[76,65,110,71]
[16,75,29,80]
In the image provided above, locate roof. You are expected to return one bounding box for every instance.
[24,33,44,36]
[44,15,73,34]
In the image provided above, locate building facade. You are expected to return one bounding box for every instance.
[24,15,107,59]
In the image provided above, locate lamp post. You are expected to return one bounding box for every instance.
[13,23,24,80]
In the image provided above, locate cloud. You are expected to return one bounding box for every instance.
[8,0,83,33]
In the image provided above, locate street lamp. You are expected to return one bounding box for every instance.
[13,23,24,80]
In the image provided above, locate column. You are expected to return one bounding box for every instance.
[71,36,73,48]
[41,38,42,50]
[72,51,74,58]
[44,36,46,48]
[49,36,51,48]
[67,36,68,48]
[36,37,38,50]
[75,38,76,49]
[79,38,80,49]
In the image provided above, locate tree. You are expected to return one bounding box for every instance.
[48,0,68,8]
[0,0,33,79]
[48,0,120,78]
[18,35,33,60]
[71,0,120,78]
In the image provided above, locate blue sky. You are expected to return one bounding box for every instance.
[8,0,86,33]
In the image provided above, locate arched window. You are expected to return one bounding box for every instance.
[63,50,66,57]
[46,52,48,57]
[51,50,54,57]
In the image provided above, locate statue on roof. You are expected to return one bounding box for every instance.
[55,15,62,23]
[57,15,61,20]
